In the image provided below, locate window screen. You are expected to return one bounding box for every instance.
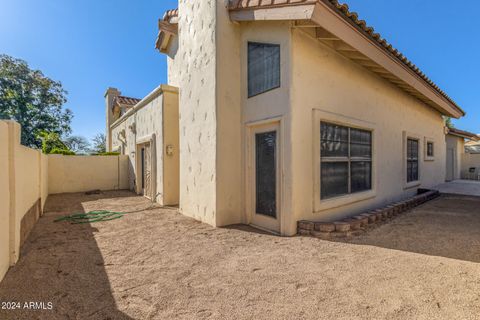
[248,42,280,97]
[407,139,419,182]
[321,122,372,200]
[427,142,434,157]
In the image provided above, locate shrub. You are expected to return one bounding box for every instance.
[50,148,76,155]
[93,152,120,156]
[37,131,72,154]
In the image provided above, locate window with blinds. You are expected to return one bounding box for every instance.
[248,42,280,98]
[407,139,419,182]
[320,122,372,200]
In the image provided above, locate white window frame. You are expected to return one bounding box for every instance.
[403,131,422,189]
[313,109,377,213]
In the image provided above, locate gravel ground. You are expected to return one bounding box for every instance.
[1,191,480,320]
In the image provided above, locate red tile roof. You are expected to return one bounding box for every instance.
[448,127,479,141]
[163,8,179,22]
[114,96,141,107]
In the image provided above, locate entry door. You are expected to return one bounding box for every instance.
[142,143,152,199]
[249,123,281,233]
[446,148,455,181]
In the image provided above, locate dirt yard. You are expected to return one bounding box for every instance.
[1,191,480,320]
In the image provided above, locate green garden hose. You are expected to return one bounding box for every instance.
[54,210,126,224]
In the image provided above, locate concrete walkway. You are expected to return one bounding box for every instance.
[435,180,480,197]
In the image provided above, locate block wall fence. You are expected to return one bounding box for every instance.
[0,120,129,282]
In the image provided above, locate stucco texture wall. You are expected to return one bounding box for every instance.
[14,146,42,255]
[446,135,464,181]
[239,21,294,234]
[1,120,137,282]
[170,0,218,225]
[0,120,48,281]
[463,153,480,176]
[215,1,242,226]
[110,88,179,205]
[0,121,10,282]
[288,28,447,234]
[48,155,129,194]
[162,91,180,205]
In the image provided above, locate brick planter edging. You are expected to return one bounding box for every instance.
[298,190,440,239]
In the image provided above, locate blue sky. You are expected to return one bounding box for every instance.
[1,0,478,139]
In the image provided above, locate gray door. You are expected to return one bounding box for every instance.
[446,148,455,181]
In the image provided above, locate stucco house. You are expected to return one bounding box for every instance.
[446,127,479,181]
[106,85,179,206]
[110,0,466,236]
[465,137,480,154]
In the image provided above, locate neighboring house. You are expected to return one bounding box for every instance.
[465,139,480,154]
[105,85,180,206]
[446,127,480,181]
[124,0,466,236]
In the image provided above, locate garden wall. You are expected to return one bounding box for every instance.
[0,121,11,284]
[0,120,48,282]
[0,120,129,283]
[48,154,129,194]
[462,153,480,179]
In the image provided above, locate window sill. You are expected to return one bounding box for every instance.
[404,181,421,190]
[315,190,376,213]
[424,157,435,162]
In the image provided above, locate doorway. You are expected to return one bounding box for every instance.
[138,142,153,199]
[247,121,281,233]
[446,148,455,181]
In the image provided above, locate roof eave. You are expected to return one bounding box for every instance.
[110,85,179,129]
[155,20,178,53]
[229,1,465,119]
[229,4,316,21]
[448,128,479,141]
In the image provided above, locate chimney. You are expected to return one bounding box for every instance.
[105,87,120,152]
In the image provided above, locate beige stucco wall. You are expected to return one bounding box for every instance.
[0,121,10,282]
[166,6,452,235]
[215,2,243,226]
[14,145,41,256]
[238,21,294,234]
[162,91,180,205]
[0,120,49,281]
[110,87,179,205]
[40,153,48,209]
[48,155,129,194]
[169,0,218,225]
[463,153,480,176]
[1,120,144,282]
[288,28,447,235]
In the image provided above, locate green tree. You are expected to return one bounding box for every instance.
[37,131,72,154]
[91,133,106,154]
[64,135,90,154]
[0,54,72,148]
[444,116,454,129]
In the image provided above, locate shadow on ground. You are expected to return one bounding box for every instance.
[0,191,138,320]
[343,194,480,263]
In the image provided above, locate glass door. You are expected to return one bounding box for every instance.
[249,122,281,233]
